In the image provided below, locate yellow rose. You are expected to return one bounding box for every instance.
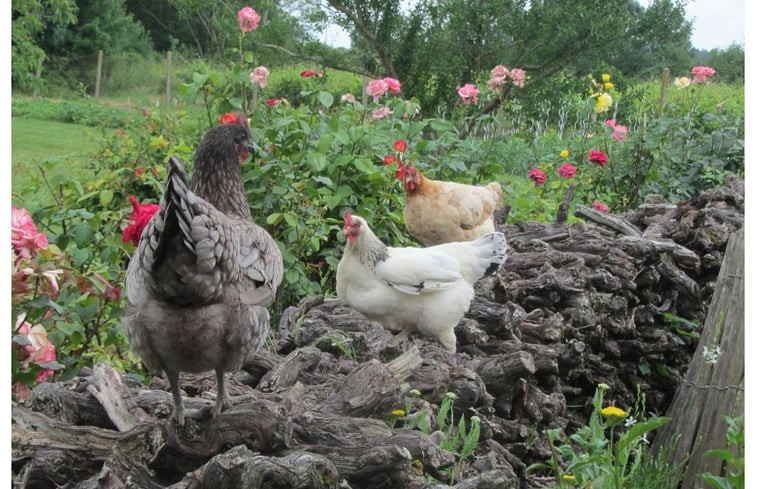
[604,82,614,90]
[674,76,691,89]
[601,73,611,82]
[560,149,570,158]
[593,93,613,113]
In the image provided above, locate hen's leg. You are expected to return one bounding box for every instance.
[212,368,232,417]
[166,370,185,426]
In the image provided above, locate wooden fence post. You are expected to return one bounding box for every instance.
[166,50,172,106]
[659,67,670,116]
[651,228,744,485]
[94,50,103,100]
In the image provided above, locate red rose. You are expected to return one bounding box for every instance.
[393,140,407,153]
[528,167,547,186]
[301,70,316,77]
[382,155,399,166]
[588,149,608,167]
[219,113,239,125]
[591,201,610,213]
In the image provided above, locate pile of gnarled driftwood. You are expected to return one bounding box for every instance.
[12,176,744,489]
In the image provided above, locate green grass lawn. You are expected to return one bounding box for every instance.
[12,117,112,210]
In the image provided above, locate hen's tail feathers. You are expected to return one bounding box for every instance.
[472,232,508,277]
[152,157,194,270]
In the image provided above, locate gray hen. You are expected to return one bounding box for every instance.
[123,121,283,425]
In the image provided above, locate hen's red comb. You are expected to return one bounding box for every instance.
[344,211,353,225]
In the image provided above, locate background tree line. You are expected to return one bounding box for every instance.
[12,0,744,114]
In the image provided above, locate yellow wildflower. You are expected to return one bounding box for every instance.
[604,82,614,90]
[561,474,578,485]
[593,93,613,113]
[601,73,611,82]
[674,76,691,89]
[560,149,570,158]
[391,409,406,417]
[601,406,628,420]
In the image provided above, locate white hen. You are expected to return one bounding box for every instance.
[336,213,507,352]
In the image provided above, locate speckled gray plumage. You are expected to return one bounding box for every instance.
[123,123,283,425]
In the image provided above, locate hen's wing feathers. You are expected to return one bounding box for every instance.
[132,156,282,307]
[375,248,463,295]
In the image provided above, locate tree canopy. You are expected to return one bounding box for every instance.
[12,0,743,111]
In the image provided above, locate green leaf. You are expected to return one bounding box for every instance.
[192,72,209,85]
[353,157,377,174]
[25,294,65,314]
[266,213,283,225]
[75,302,100,323]
[318,91,334,108]
[56,321,84,336]
[73,223,95,248]
[703,448,735,463]
[99,189,114,207]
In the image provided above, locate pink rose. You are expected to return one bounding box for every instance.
[372,107,392,120]
[691,65,716,84]
[237,7,260,32]
[457,83,479,105]
[488,65,509,89]
[11,206,48,261]
[588,149,608,167]
[16,315,57,383]
[557,163,577,179]
[301,70,316,77]
[383,77,402,94]
[490,65,509,80]
[528,167,547,186]
[509,68,526,88]
[365,79,389,102]
[591,201,610,213]
[249,66,270,88]
[605,119,629,142]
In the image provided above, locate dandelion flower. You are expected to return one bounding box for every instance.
[561,474,578,485]
[601,406,628,420]
[391,409,406,417]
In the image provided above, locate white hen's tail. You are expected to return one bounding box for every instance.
[434,232,508,283]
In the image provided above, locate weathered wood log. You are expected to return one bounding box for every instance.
[574,204,642,236]
[12,402,164,463]
[25,380,115,429]
[87,362,153,431]
[14,449,103,489]
[75,450,165,489]
[652,228,744,487]
[166,445,340,489]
